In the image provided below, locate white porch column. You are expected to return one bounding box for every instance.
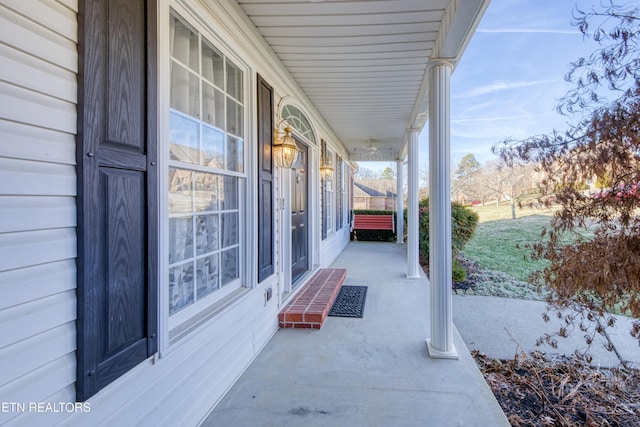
[426,59,458,359]
[396,159,404,244]
[406,129,420,278]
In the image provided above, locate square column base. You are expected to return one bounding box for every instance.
[426,339,459,359]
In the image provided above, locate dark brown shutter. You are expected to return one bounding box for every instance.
[349,167,353,224]
[76,0,157,401]
[336,156,342,231]
[321,140,328,240]
[257,75,274,282]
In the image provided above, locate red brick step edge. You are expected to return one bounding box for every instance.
[278,268,346,329]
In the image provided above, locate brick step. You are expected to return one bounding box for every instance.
[278,268,346,329]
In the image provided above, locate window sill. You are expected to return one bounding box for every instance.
[169,287,250,345]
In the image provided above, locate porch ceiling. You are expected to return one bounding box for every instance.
[236,0,490,161]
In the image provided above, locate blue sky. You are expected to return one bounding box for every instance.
[443,0,601,166]
[363,0,602,173]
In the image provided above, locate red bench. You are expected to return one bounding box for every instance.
[352,214,394,231]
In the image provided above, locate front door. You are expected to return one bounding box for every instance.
[291,140,308,284]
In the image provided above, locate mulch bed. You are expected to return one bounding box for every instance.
[452,255,483,293]
[474,350,640,426]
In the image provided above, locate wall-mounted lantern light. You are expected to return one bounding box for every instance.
[320,155,334,182]
[320,139,334,182]
[273,123,298,169]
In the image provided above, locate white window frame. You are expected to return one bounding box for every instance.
[158,2,252,351]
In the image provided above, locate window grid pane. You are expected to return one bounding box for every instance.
[170,63,200,118]
[201,40,224,88]
[170,14,199,71]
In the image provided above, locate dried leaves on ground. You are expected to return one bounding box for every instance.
[473,350,640,427]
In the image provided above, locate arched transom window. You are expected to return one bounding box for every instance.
[282,105,316,144]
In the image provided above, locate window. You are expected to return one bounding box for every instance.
[282,104,316,144]
[325,150,334,234]
[168,12,245,328]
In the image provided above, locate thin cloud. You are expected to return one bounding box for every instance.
[477,28,579,35]
[460,79,560,97]
[452,114,536,123]
[451,111,562,141]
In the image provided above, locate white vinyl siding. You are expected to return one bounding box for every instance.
[0,1,78,425]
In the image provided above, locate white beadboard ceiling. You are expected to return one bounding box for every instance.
[236,0,489,161]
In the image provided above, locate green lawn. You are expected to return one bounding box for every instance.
[463,214,551,282]
[463,204,626,315]
[463,204,594,283]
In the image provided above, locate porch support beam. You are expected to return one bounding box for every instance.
[426,59,458,359]
[396,159,404,244]
[406,129,420,278]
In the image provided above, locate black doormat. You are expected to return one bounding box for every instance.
[329,286,368,318]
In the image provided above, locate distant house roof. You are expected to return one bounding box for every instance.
[354,179,397,198]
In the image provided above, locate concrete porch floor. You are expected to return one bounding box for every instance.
[203,242,509,426]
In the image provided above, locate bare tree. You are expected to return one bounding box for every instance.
[479,162,535,218]
[355,166,380,179]
[475,164,501,206]
[418,166,429,201]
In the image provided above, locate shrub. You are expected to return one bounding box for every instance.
[416,198,478,281]
[452,259,467,282]
[417,198,479,258]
